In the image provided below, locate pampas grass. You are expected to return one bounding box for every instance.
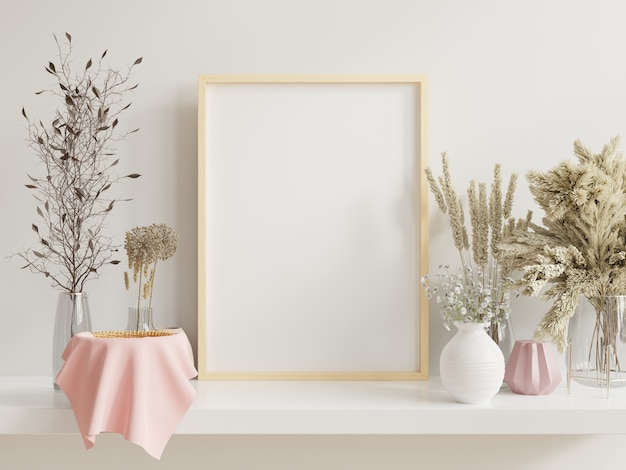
[500,136,626,351]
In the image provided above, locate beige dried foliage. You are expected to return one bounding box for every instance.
[499,136,626,351]
[437,153,469,254]
[124,223,179,313]
[424,153,519,337]
[426,153,518,278]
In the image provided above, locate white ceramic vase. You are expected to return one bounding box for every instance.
[440,321,505,404]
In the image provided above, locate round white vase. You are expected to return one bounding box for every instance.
[440,321,505,404]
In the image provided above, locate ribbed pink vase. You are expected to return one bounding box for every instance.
[504,340,561,395]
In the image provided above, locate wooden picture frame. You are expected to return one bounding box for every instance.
[198,75,428,380]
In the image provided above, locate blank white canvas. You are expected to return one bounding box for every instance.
[203,83,420,372]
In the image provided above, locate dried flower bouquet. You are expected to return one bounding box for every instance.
[421,153,519,341]
[124,223,179,316]
[500,136,626,351]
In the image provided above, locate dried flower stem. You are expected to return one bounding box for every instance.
[124,224,178,328]
[424,153,519,333]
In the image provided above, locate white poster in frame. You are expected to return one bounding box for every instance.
[198,75,428,380]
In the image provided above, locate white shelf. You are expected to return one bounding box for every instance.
[2,376,626,435]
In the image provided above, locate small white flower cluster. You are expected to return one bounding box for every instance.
[421,265,512,331]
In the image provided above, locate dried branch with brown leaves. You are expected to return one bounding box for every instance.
[17,33,142,293]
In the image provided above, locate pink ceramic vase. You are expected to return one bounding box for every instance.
[504,340,561,395]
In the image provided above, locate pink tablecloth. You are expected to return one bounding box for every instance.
[56,331,198,459]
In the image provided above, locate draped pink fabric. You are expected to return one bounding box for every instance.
[56,331,197,459]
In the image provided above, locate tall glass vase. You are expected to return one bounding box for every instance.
[126,306,155,332]
[488,316,515,362]
[569,295,626,392]
[52,292,92,389]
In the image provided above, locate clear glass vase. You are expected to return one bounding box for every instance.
[53,292,92,389]
[568,295,626,391]
[126,306,155,332]
[488,316,515,362]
